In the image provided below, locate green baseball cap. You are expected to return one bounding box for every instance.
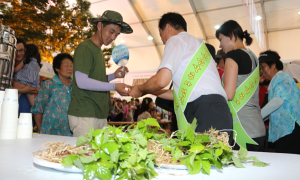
[88,10,133,34]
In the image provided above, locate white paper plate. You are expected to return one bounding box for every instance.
[33,157,82,173]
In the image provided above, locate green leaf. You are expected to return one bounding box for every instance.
[92,129,103,137]
[73,159,84,170]
[110,149,119,163]
[95,163,113,180]
[101,142,119,155]
[201,160,211,175]
[116,132,131,143]
[237,146,248,160]
[200,134,209,142]
[99,150,110,161]
[212,159,223,169]
[189,160,202,175]
[123,143,133,153]
[76,136,90,147]
[83,163,97,180]
[177,141,191,146]
[143,118,160,127]
[215,149,223,157]
[80,154,97,164]
[61,155,78,166]
[134,134,148,147]
[253,161,269,167]
[232,156,245,168]
[173,147,182,161]
[128,154,138,166]
[199,153,213,160]
[189,144,205,153]
[144,132,153,139]
[186,126,195,143]
[137,121,145,129]
[138,149,149,161]
[77,150,88,154]
[189,118,197,133]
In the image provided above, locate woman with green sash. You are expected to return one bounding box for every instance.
[259,50,300,154]
[216,20,266,151]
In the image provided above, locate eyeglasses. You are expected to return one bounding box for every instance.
[16,49,25,53]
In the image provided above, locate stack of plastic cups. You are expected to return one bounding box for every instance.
[17,113,32,138]
[0,89,19,139]
[0,90,5,124]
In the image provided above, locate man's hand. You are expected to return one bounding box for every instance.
[114,66,129,78]
[129,86,143,98]
[115,83,130,96]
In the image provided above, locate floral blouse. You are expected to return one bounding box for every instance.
[268,71,300,142]
[31,75,73,136]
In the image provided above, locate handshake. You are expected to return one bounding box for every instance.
[114,83,143,98]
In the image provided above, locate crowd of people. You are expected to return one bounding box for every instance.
[11,10,300,155]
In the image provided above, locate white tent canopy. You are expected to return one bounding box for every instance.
[74,0,300,74]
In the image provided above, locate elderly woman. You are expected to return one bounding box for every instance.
[32,53,73,136]
[259,50,300,154]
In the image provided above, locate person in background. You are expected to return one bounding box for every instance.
[68,10,132,136]
[216,20,266,151]
[32,53,73,136]
[107,96,114,122]
[13,39,39,116]
[111,99,124,121]
[137,97,154,122]
[13,44,42,106]
[259,50,300,154]
[215,49,225,80]
[133,99,140,121]
[122,100,129,122]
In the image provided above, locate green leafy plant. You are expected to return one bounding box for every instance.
[61,118,268,179]
[62,118,167,180]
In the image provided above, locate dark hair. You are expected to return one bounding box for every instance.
[159,12,187,31]
[95,21,120,32]
[53,53,73,75]
[215,20,253,46]
[24,44,42,68]
[259,50,283,70]
[139,98,153,115]
[205,43,215,60]
[17,38,26,48]
[135,99,140,103]
[122,100,127,104]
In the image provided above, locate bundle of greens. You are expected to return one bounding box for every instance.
[61,118,166,180]
[61,118,268,179]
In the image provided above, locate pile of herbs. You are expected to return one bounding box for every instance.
[61,118,166,180]
[156,119,268,175]
[61,118,268,180]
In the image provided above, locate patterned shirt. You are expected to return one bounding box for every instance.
[14,58,40,88]
[32,75,73,136]
[268,71,300,142]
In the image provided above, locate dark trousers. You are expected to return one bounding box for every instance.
[184,94,233,145]
[275,123,300,154]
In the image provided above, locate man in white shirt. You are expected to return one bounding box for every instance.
[130,12,232,134]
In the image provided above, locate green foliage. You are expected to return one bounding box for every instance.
[62,118,268,179]
[62,118,167,180]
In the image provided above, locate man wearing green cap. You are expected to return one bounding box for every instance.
[68,10,133,136]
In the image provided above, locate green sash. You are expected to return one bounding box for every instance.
[173,42,211,130]
[227,49,260,149]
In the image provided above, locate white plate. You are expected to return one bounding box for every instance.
[33,157,82,173]
[156,164,188,170]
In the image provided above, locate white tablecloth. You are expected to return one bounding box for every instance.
[0,134,299,180]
